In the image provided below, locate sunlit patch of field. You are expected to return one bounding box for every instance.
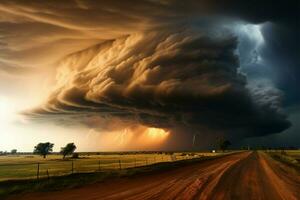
[0,152,226,181]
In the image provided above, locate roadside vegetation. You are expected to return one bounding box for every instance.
[266,150,300,171]
[0,151,232,199]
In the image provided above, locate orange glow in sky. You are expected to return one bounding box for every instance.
[146,128,170,140]
[86,127,170,151]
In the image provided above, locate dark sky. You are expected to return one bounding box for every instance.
[226,0,300,147]
[0,0,299,150]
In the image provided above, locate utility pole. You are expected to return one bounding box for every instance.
[192,134,196,147]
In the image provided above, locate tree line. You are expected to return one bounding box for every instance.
[3,138,231,158]
[33,142,76,159]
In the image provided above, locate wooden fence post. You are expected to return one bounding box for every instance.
[71,160,74,174]
[46,169,50,180]
[98,160,101,171]
[119,159,122,170]
[36,163,40,180]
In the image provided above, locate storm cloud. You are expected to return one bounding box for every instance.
[0,0,297,148]
[30,29,290,138]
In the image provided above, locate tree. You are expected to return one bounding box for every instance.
[60,143,76,159]
[34,142,54,158]
[11,149,17,154]
[218,138,231,152]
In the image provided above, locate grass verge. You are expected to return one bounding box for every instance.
[267,152,300,172]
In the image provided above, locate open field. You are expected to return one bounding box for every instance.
[0,152,225,181]
[280,150,300,160]
[6,151,300,200]
[0,152,231,199]
[266,150,300,171]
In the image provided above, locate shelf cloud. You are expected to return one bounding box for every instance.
[29,30,290,139]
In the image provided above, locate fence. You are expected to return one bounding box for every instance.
[0,153,201,181]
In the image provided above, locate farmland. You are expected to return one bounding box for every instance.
[0,151,224,181]
[266,150,300,170]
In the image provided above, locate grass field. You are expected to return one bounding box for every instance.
[0,152,223,181]
[266,150,300,170]
[0,151,233,198]
[282,150,300,159]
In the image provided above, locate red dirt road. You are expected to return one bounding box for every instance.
[9,152,300,200]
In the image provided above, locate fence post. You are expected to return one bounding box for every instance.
[119,159,122,170]
[98,160,101,171]
[71,160,74,174]
[36,163,40,180]
[46,169,50,180]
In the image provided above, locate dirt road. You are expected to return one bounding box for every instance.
[9,151,300,200]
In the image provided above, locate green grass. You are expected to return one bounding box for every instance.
[0,152,229,199]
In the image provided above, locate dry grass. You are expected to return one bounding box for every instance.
[266,150,300,171]
[0,151,232,198]
[0,152,223,181]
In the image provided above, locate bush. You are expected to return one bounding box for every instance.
[166,152,174,155]
[72,153,79,159]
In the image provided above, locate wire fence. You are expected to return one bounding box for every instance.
[0,154,200,181]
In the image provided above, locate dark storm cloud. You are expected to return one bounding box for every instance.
[0,0,295,140]
[215,0,299,23]
[29,30,290,137]
[259,23,300,106]
[221,0,299,107]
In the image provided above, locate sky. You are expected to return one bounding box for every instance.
[0,0,299,152]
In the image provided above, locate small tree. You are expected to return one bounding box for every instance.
[11,149,17,154]
[60,143,76,159]
[34,142,54,158]
[218,138,231,152]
